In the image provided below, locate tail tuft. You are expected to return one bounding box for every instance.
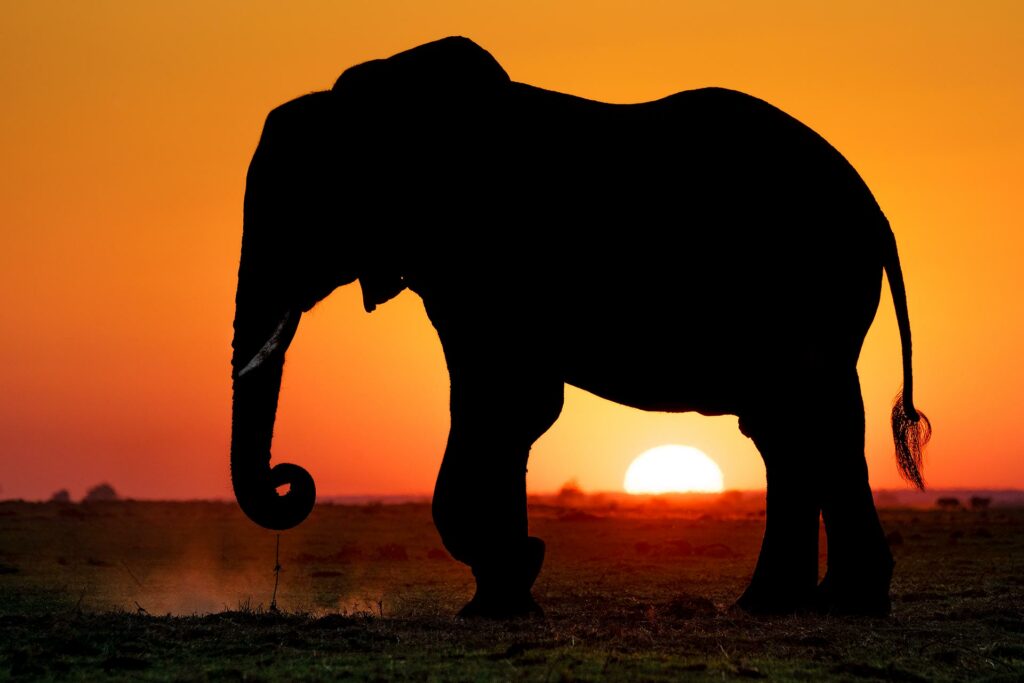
[891,389,931,490]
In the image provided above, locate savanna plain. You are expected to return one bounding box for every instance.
[1,494,1021,681]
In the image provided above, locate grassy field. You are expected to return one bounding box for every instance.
[1,497,1022,680]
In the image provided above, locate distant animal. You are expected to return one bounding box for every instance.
[229,36,931,617]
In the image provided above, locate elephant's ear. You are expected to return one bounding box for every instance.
[333,36,510,99]
[359,266,406,313]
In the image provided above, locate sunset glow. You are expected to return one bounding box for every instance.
[624,445,725,494]
[1,3,1022,500]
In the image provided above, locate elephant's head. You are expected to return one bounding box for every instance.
[230,36,510,530]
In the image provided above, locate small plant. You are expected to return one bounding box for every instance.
[83,484,118,503]
[49,489,71,503]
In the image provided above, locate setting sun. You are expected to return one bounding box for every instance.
[624,445,725,494]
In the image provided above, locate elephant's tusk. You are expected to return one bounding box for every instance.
[237,311,295,378]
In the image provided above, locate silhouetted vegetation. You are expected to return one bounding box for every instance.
[82,484,118,503]
[49,489,71,503]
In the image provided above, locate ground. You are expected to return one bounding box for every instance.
[0,497,1021,680]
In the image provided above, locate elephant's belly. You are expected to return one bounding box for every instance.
[565,373,739,416]
[560,332,763,416]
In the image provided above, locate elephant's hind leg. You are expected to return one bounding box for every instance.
[431,357,563,619]
[735,408,821,614]
[816,370,894,616]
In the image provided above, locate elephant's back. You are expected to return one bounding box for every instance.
[491,84,882,289]
[503,82,882,230]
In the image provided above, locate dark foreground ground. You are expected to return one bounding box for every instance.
[0,497,1022,681]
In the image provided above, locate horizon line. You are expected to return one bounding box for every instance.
[4,486,1023,505]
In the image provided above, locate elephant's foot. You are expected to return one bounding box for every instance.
[458,536,545,620]
[813,568,893,617]
[736,539,818,615]
[813,544,894,617]
[457,590,544,619]
[734,581,815,615]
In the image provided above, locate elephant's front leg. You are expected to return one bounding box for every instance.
[431,353,564,618]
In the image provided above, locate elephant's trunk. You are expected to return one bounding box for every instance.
[230,266,315,530]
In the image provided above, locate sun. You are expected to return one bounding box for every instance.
[624,445,725,494]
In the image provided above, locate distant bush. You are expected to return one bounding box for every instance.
[557,479,585,501]
[49,489,71,503]
[970,496,991,510]
[83,483,118,503]
[936,497,960,510]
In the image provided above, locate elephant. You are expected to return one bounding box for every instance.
[230,36,931,618]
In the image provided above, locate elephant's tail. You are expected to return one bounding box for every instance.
[883,227,931,490]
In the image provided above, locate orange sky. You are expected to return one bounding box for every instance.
[1,2,1022,501]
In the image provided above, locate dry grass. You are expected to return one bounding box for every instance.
[1,499,1022,680]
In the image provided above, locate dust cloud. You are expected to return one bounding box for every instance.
[6,500,464,616]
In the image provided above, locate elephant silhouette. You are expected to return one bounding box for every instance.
[230,36,931,618]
